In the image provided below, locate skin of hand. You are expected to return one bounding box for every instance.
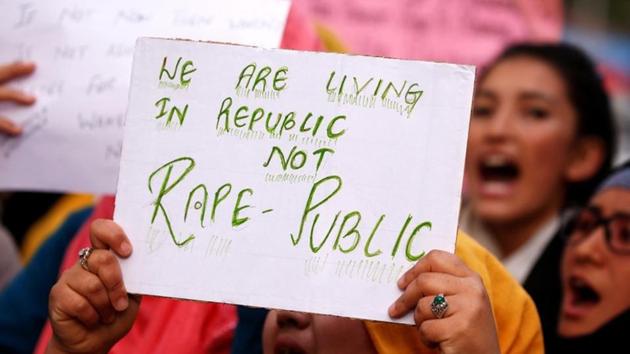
[388,250,500,354]
[0,61,36,136]
[46,219,140,354]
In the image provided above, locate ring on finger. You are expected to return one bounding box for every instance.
[431,293,449,319]
[78,247,94,272]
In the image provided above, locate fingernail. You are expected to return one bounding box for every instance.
[18,61,35,68]
[120,241,132,255]
[388,303,397,317]
[115,297,128,311]
[397,277,405,288]
[6,123,22,135]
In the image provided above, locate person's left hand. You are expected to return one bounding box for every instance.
[0,61,36,136]
[46,220,139,354]
[388,250,500,354]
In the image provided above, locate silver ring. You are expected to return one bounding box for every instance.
[78,247,94,271]
[431,293,448,319]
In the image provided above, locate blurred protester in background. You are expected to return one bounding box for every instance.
[550,160,630,353]
[461,42,616,346]
[0,225,20,290]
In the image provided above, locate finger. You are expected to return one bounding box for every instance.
[91,293,142,349]
[90,219,132,257]
[413,294,460,325]
[417,318,451,349]
[0,61,36,83]
[0,117,22,136]
[49,282,100,328]
[398,250,471,289]
[66,265,116,324]
[110,294,142,335]
[0,87,36,105]
[85,249,129,312]
[389,272,462,318]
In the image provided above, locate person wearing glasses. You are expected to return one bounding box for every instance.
[549,160,630,353]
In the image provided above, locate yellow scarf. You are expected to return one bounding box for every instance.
[365,231,544,354]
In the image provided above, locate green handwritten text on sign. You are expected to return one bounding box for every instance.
[115,38,475,324]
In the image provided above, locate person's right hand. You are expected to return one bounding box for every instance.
[0,61,36,136]
[389,250,500,354]
[47,219,140,354]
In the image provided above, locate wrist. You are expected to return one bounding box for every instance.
[46,336,110,354]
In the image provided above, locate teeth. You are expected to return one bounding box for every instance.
[484,155,509,167]
[571,277,586,288]
[482,181,512,193]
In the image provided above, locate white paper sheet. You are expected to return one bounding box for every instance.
[0,0,290,193]
[115,37,475,323]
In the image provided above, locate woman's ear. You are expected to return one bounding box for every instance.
[565,137,606,182]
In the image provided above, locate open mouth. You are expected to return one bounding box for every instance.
[479,155,520,183]
[569,277,601,306]
[275,347,306,354]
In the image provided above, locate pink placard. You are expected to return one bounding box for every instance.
[303,0,562,66]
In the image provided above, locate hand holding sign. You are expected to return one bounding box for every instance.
[0,0,291,193]
[47,220,139,354]
[388,249,500,354]
[0,61,36,136]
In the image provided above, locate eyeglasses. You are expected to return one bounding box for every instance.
[564,207,630,255]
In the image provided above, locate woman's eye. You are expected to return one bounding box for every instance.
[616,220,630,243]
[574,212,597,233]
[526,107,549,119]
[574,219,595,233]
[472,105,493,118]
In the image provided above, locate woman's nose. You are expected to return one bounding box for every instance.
[275,310,312,329]
[484,109,513,139]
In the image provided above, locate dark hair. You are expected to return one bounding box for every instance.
[482,42,617,207]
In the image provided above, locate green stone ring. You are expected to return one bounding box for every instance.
[431,293,449,319]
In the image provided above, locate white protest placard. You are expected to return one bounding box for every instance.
[0,0,290,193]
[115,37,475,323]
